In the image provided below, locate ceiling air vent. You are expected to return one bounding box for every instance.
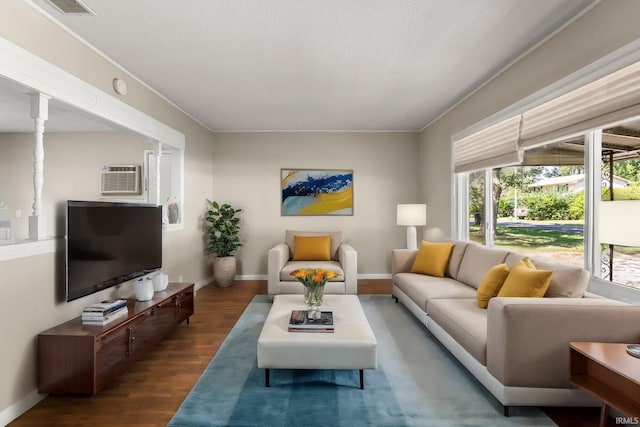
[101,165,141,195]
[45,0,96,15]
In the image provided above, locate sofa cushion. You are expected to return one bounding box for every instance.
[394,273,477,312]
[531,258,590,298]
[285,230,342,260]
[505,252,527,268]
[446,241,469,280]
[497,259,552,298]
[476,263,510,309]
[456,244,509,289]
[410,241,454,277]
[391,249,418,275]
[280,261,343,281]
[428,299,488,365]
[292,235,331,261]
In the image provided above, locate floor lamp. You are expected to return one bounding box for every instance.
[397,204,426,250]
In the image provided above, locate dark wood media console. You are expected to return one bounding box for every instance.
[38,282,194,395]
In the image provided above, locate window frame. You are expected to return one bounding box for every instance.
[451,38,640,302]
[453,130,640,304]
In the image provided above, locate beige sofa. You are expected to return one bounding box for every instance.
[392,241,640,414]
[268,230,357,296]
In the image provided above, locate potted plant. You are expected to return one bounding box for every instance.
[205,200,242,287]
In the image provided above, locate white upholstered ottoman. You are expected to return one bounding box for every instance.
[257,294,377,389]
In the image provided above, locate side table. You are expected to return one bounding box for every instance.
[570,342,640,427]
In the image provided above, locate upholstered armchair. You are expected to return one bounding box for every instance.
[267,230,357,296]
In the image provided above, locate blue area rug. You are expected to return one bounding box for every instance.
[168,295,554,426]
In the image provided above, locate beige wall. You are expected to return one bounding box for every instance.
[211,132,420,276]
[0,0,215,420]
[420,0,640,241]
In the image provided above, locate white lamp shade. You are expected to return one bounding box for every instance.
[397,204,427,226]
[600,200,640,247]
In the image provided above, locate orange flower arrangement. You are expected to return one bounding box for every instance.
[290,268,337,286]
[290,268,336,308]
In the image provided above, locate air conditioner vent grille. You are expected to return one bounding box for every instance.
[46,0,96,15]
[101,165,141,194]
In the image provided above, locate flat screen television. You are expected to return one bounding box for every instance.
[66,200,162,302]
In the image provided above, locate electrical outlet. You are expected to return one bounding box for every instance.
[15,210,21,218]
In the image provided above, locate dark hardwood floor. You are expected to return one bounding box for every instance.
[10,279,608,426]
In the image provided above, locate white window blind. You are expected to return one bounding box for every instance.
[521,61,640,149]
[453,115,523,173]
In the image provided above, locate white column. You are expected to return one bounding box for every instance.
[29,93,49,240]
[153,141,162,205]
[584,129,602,276]
[452,173,468,241]
[484,168,494,247]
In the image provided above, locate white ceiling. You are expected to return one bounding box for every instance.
[22,0,597,132]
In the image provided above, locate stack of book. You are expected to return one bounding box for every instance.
[288,310,334,333]
[82,299,128,326]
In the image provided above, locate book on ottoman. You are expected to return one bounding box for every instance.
[288,310,334,333]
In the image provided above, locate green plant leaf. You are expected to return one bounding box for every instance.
[205,200,242,256]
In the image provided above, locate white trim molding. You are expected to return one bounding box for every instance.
[0,238,61,262]
[0,36,184,150]
[357,273,392,280]
[0,389,47,426]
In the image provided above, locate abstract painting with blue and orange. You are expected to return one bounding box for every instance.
[281,169,353,215]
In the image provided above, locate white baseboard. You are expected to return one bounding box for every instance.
[236,274,268,280]
[194,277,212,291]
[0,389,47,426]
[358,273,392,279]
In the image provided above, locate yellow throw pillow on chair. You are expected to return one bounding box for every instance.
[410,241,455,277]
[293,235,331,261]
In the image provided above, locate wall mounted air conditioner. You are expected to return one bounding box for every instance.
[100,165,141,195]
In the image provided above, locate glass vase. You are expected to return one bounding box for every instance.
[304,284,325,319]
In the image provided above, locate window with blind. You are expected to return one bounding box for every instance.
[520,61,640,150]
[454,61,640,173]
[453,115,523,173]
[455,60,640,295]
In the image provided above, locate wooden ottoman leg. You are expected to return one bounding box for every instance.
[265,369,270,387]
[360,369,364,389]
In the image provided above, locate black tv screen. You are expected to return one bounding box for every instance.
[66,201,162,301]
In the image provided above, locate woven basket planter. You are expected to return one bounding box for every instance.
[213,256,236,287]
